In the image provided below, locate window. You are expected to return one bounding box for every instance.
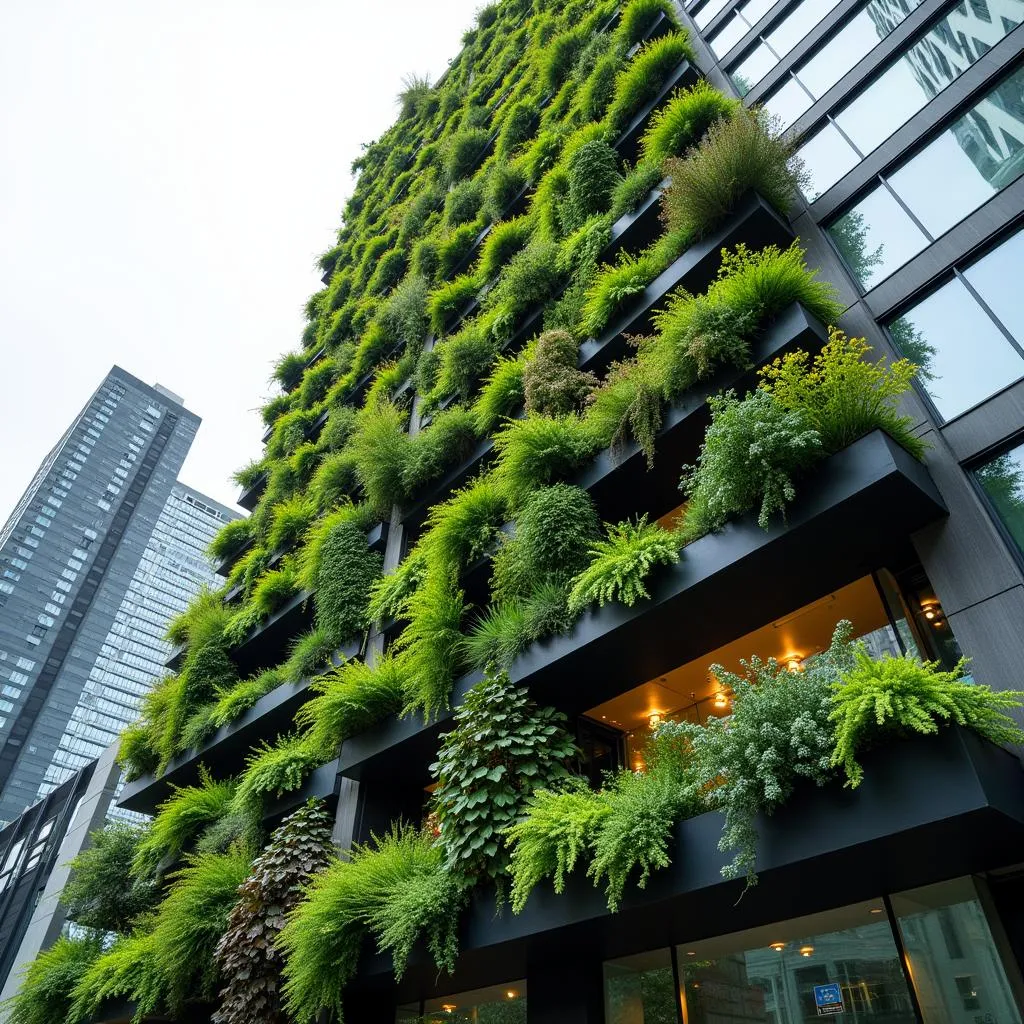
[693,0,730,30]
[801,0,1024,199]
[67,559,82,571]
[1,685,20,699]
[97,499,111,511]
[16,658,35,671]
[9,672,29,685]
[828,63,1024,290]
[29,526,45,538]
[708,0,776,57]
[887,229,1024,419]
[72,547,87,560]
[37,614,54,628]
[976,441,1024,557]
[44,603,61,616]
[730,0,845,95]
[10,558,27,570]
[55,580,72,593]
[397,983,526,1022]
[0,582,13,595]
[61,568,77,581]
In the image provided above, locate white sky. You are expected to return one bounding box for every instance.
[0,0,482,517]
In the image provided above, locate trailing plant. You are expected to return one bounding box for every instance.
[233,731,335,815]
[581,249,660,337]
[830,651,1024,787]
[3,935,103,1024]
[429,274,479,335]
[432,320,499,402]
[483,160,528,223]
[67,933,165,1024]
[282,625,337,683]
[430,672,578,882]
[280,826,466,1023]
[472,349,529,433]
[610,162,664,220]
[212,801,336,1024]
[567,516,681,614]
[61,822,159,933]
[476,215,533,281]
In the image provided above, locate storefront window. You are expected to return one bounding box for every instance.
[892,878,1022,1024]
[606,948,678,1024]
[397,982,527,1023]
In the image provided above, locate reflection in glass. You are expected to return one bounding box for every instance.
[802,0,1024,199]
[964,228,1024,342]
[605,949,677,1024]
[977,443,1024,557]
[710,12,749,56]
[888,277,1024,420]
[892,878,1023,1024]
[694,0,731,31]
[828,189,927,290]
[800,123,860,200]
[397,983,528,1024]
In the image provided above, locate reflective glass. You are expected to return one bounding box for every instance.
[733,42,778,95]
[801,122,861,199]
[828,186,928,289]
[892,878,1023,1024]
[605,949,676,1024]
[765,74,814,125]
[977,442,1024,557]
[710,12,748,56]
[888,278,1024,419]
[694,0,730,29]
[963,227,1024,341]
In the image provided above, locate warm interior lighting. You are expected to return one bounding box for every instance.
[769,942,785,952]
[800,945,814,957]
[785,655,802,673]
[686,951,696,957]
[714,691,728,709]
[869,907,883,914]
[648,710,663,730]
[506,991,517,1000]
[441,1005,457,1014]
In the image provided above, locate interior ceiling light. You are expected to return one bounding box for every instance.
[800,945,814,957]
[714,691,729,708]
[769,942,785,951]
[785,655,803,673]
[648,710,663,729]
[506,991,517,1000]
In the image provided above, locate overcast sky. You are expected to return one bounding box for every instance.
[0,0,481,518]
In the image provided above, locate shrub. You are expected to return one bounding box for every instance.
[67,933,165,1024]
[429,274,479,335]
[483,160,528,222]
[492,483,600,603]
[662,107,803,238]
[261,392,292,428]
[250,563,299,620]
[759,328,927,459]
[578,50,621,122]
[367,547,428,624]
[678,622,858,889]
[439,221,484,279]
[432,321,499,401]
[640,80,738,165]
[606,32,695,133]
[830,651,1024,788]
[444,128,490,184]
[568,517,681,614]
[681,389,822,536]
[397,72,433,119]
[411,233,441,282]
[5,937,103,1024]
[307,449,359,513]
[422,476,508,569]
[476,215,533,281]
[556,215,612,277]
[402,405,478,498]
[496,101,535,158]
[472,350,528,433]
[445,177,484,226]
[211,669,284,728]
[280,827,466,1023]
[212,802,336,1024]
[272,351,306,391]
[207,517,253,564]
[580,250,661,337]
[616,0,678,47]
[349,399,409,515]
[233,732,334,814]
[379,272,431,345]
[609,163,664,223]
[133,770,236,878]
[560,139,621,234]
[485,240,564,333]
[492,414,599,508]
[523,329,596,416]
[542,25,589,92]
[308,518,382,647]
[431,673,577,881]
[282,625,337,682]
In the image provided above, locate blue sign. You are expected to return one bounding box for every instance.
[814,984,844,1016]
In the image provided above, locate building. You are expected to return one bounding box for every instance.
[0,367,210,823]
[12,0,1024,1021]
[37,482,239,801]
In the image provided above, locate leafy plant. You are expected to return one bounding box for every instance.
[67,933,166,1024]
[472,349,529,433]
[560,138,621,234]
[830,652,1024,787]
[212,801,336,1024]
[681,389,822,535]
[308,517,382,647]
[616,0,677,47]
[445,177,484,227]
[430,673,577,881]
[581,249,660,337]
[662,107,803,238]
[233,732,334,814]
[3,935,103,1024]
[605,32,695,133]
[444,128,490,184]
[523,329,596,416]
[61,822,159,934]
[640,80,738,165]
[432,320,499,401]
[429,274,480,335]
[759,327,927,459]
[280,827,466,1023]
[568,517,681,614]
[476,215,533,281]
[483,160,528,223]
[609,161,664,220]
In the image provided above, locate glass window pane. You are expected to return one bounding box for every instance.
[891,878,1023,1024]
[740,0,776,24]
[673,901,917,1024]
[398,982,527,1023]
[977,442,1024,556]
[963,228,1024,341]
[694,0,731,31]
[888,278,1024,419]
[829,187,928,289]
[765,0,844,59]
[732,42,778,95]
[765,75,814,128]
[800,122,861,200]
[605,949,677,1024]
[710,13,748,57]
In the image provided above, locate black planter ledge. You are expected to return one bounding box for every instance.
[347,727,1024,1006]
[236,470,267,511]
[580,191,795,377]
[614,59,701,165]
[340,429,947,782]
[119,638,361,815]
[262,754,343,826]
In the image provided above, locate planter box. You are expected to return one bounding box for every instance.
[262,756,342,825]
[602,177,668,263]
[118,639,360,816]
[340,430,946,782]
[614,59,700,164]
[579,192,794,377]
[350,727,1024,999]
[236,471,267,511]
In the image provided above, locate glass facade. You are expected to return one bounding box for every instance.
[397,982,527,1023]
[976,441,1024,558]
[802,1,1024,200]
[605,880,1021,1024]
[887,228,1024,420]
[828,63,1024,290]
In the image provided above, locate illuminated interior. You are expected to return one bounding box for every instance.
[584,575,905,770]
[397,980,527,1022]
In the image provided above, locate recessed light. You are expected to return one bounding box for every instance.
[770,942,785,952]
[800,945,814,957]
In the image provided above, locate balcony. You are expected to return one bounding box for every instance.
[340,429,947,782]
[347,727,1024,1002]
